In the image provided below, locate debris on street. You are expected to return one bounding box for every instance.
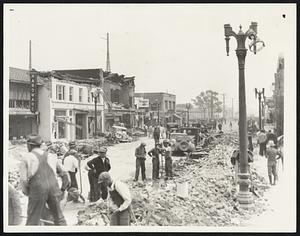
[76,133,270,226]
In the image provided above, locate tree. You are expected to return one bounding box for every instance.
[192,92,209,119]
[193,90,223,119]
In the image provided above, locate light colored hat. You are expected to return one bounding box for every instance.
[267,140,275,147]
[98,172,111,183]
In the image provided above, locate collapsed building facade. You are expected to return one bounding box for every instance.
[8,67,136,142]
[55,69,136,131]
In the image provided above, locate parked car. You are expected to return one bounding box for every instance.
[169,132,195,155]
[111,125,133,142]
[178,127,201,146]
[166,122,180,139]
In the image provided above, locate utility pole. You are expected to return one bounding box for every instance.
[106,33,111,72]
[221,93,226,120]
[29,40,32,71]
[232,98,234,119]
[186,103,192,126]
[255,88,265,130]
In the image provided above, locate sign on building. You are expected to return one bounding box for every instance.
[134,97,149,109]
[30,71,38,113]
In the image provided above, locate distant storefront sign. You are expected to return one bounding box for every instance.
[134,97,149,109]
[30,71,37,113]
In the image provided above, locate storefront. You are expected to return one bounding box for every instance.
[9,112,38,139]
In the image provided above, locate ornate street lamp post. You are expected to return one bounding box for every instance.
[255,88,265,130]
[224,22,265,209]
[91,88,103,137]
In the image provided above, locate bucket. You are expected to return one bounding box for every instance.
[176,181,189,198]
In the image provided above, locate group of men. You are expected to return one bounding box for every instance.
[19,134,132,226]
[134,139,173,182]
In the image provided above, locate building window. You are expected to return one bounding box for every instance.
[88,91,91,103]
[173,101,175,110]
[58,120,66,139]
[169,101,172,110]
[79,88,83,102]
[56,85,65,100]
[165,101,168,110]
[69,87,73,101]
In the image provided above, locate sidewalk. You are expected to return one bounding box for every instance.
[242,148,296,232]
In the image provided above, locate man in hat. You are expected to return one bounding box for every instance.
[20,134,70,225]
[63,141,81,190]
[147,143,162,180]
[134,142,147,181]
[162,139,172,180]
[98,172,132,226]
[85,147,111,202]
[265,140,282,185]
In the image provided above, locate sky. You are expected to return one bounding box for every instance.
[4,4,296,116]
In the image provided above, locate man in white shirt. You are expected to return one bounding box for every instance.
[63,148,80,189]
[98,172,132,225]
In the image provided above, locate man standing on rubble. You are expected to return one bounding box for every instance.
[148,143,162,180]
[265,140,282,185]
[162,139,173,180]
[85,147,111,202]
[134,142,147,181]
[20,134,70,225]
[98,172,132,225]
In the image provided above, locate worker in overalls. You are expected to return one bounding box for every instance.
[98,172,132,226]
[20,134,69,225]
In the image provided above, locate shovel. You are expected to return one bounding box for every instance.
[78,155,85,203]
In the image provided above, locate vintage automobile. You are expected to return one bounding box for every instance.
[178,127,202,146]
[166,122,180,139]
[111,125,133,142]
[169,132,196,154]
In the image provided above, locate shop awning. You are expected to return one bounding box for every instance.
[173,114,182,120]
[9,109,36,116]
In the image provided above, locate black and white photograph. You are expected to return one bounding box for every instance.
[3,3,296,232]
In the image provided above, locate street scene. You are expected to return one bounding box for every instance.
[4,4,296,232]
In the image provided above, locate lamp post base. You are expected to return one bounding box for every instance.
[237,173,253,209]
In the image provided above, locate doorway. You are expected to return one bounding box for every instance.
[76,113,87,139]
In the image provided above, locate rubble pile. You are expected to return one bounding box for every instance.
[76,137,269,226]
[8,171,21,190]
[77,201,110,226]
[129,143,269,226]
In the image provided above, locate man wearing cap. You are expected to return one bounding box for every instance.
[98,172,132,225]
[20,134,70,225]
[86,147,111,202]
[265,140,282,185]
[134,142,147,181]
[147,143,162,180]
